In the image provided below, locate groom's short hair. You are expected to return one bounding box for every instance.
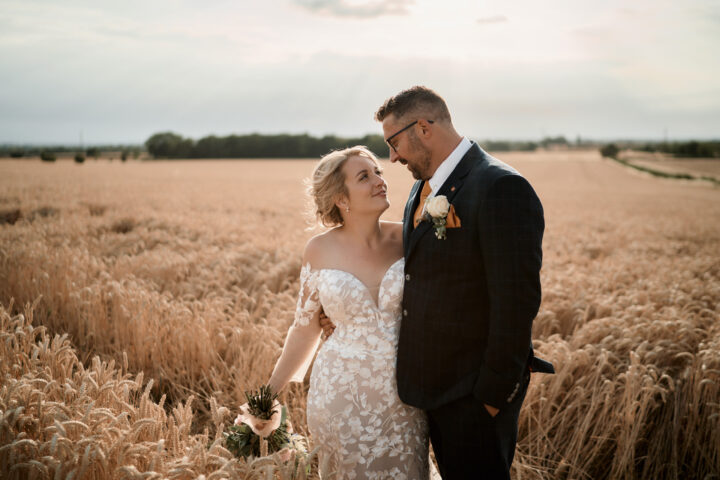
[374,86,452,123]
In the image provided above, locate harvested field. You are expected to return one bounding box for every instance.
[1,152,719,479]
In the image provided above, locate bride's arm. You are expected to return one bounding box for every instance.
[267,300,321,393]
[267,246,323,393]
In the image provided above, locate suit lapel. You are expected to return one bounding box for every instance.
[403,180,424,258]
[406,143,483,260]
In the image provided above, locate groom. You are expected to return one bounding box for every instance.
[323,86,553,478]
[376,85,554,478]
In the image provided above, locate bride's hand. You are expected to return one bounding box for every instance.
[319,308,336,339]
[234,400,283,437]
[234,402,250,426]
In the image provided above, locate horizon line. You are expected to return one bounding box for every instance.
[2,134,719,148]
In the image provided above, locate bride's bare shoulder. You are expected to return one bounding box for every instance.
[303,228,342,268]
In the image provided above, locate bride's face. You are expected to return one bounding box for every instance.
[339,155,389,216]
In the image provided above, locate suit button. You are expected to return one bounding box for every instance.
[403,309,408,316]
[405,274,411,281]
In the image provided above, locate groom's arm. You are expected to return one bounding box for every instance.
[472,174,544,411]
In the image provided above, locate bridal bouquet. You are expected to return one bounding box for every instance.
[225,385,307,460]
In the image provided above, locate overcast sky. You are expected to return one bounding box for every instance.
[2,0,719,144]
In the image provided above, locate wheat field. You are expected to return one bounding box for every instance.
[1,152,719,479]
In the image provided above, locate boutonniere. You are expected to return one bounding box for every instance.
[423,195,462,239]
[424,195,451,239]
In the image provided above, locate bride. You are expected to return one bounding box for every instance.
[265,146,431,479]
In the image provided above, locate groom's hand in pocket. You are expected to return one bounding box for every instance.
[319,308,336,340]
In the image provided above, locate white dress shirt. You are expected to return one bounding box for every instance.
[426,136,472,198]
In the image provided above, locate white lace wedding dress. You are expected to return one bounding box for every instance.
[270,258,432,479]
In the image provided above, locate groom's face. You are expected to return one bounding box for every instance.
[382,115,432,181]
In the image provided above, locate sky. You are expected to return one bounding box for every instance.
[1,0,719,144]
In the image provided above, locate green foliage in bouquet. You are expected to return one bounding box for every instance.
[225,406,290,458]
[224,385,307,460]
[246,384,278,420]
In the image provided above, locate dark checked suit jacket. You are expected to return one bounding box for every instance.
[397,142,553,411]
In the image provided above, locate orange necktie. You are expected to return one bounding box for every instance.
[413,182,432,227]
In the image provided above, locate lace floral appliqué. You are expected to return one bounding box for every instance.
[304,259,431,479]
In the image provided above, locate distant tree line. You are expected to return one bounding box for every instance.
[638,141,720,158]
[144,132,390,159]
[144,132,585,159]
[481,140,538,151]
[0,145,142,160]
[599,141,720,160]
[6,136,718,161]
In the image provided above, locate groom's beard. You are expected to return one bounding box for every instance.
[406,135,432,180]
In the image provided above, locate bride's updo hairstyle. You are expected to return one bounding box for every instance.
[308,146,380,227]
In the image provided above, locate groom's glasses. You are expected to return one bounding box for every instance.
[385,119,434,153]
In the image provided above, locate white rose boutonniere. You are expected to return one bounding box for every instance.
[424,195,451,239]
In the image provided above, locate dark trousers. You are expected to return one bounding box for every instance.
[427,371,530,479]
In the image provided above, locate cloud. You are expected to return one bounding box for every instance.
[294,0,413,18]
[476,15,508,25]
[2,1,719,143]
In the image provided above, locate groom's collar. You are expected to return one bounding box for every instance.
[427,137,473,196]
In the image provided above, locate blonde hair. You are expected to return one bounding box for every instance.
[308,146,380,227]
